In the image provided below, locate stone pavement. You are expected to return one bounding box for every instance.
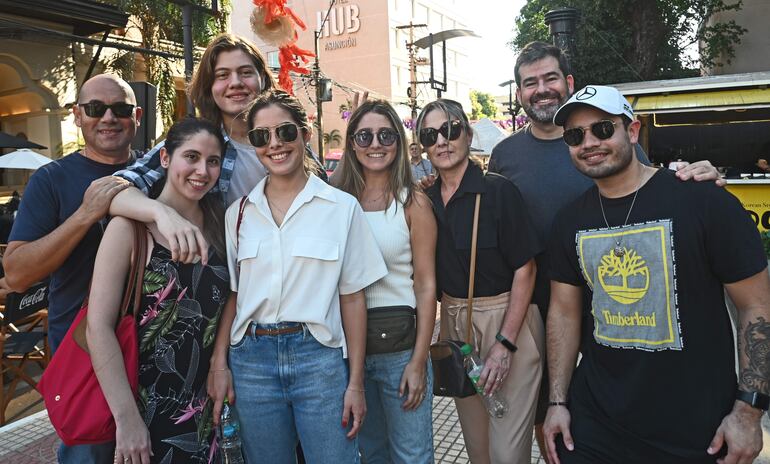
[0,395,545,464]
[2,398,770,463]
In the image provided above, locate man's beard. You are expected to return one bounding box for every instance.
[522,91,569,123]
[574,142,635,180]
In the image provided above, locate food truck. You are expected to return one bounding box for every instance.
[614,71,770,232]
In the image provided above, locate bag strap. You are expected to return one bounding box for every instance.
[236,195,248,248]
[120,221,148,318]
[465,193,481,345]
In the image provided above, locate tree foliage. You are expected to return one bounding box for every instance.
[510,0,747,87]
[469,90,499,120]
[101,0,230,130]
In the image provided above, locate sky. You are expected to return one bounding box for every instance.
[465,0,528,97]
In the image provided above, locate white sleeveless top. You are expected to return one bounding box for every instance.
[363,190,417,309]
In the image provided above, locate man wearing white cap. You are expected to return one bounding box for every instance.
[543,85,770,464]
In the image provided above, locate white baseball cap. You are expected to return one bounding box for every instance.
[553,85,634,126]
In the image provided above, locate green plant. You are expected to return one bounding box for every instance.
[102,0,231,131]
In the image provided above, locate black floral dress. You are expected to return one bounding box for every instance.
[136,242,230,464]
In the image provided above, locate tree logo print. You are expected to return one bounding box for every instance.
[597,247,650,304]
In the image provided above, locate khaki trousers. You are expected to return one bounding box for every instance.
[441,292,545,464]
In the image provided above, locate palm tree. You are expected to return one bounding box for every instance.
[323,129,343,148]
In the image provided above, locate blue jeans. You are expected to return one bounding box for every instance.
[228,322,359,464]
[359,349,434,464]
[57,441,115,464]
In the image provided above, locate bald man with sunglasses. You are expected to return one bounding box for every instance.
[4,74,137,462]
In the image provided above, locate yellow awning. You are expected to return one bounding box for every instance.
[629,88,770,114]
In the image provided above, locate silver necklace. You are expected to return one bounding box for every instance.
[598,171,645,257]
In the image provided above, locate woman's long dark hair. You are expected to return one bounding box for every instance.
[152,118,227,260]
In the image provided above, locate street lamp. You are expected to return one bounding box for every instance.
[499,79,517,127]
[412,29,479,98]
[313,0,336,162]
[165,0,220,116]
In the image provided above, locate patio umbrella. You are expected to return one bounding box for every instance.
[0,132,46,149]
[0,149,53,170]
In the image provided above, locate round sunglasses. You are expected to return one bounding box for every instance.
[352,128,399,148]
[78,101,135,118]
[248,122,300,148]
[562,120,617,147]
[419,120,463,147]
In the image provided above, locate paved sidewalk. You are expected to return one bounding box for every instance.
[2,401,769,463]
[0,396,545,464]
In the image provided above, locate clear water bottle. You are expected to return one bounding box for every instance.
[219,399,245,464]
[461,343,508,418]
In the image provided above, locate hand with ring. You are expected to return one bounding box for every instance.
[478,343,511,395]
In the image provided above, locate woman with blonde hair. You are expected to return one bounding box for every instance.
[336,99,437,463]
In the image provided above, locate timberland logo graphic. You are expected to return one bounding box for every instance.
[577,219,682,351]
[597,248,650,304]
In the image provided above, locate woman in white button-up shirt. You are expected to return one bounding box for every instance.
[208,90,387,463]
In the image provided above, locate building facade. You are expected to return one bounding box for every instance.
[231,0,477,148]
[0,0,128,192]
[703,0,770,75]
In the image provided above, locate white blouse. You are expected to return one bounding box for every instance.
[225,174,387,356]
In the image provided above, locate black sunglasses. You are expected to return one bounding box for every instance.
[248,123,300,148]
[419,120,464,147]
[562,120,617,147]
[352,128,399,148]
[78,101,135,118]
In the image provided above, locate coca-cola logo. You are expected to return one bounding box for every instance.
[19,287,47,310]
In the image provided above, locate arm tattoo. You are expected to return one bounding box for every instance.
[739,316,770,394]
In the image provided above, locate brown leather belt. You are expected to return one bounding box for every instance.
[250,324,303,336]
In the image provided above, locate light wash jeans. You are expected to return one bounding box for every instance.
[57,441,115,464]
[229,322,359,464]
[359,349,434,464]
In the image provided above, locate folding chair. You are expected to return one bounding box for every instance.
[1,281,49,425]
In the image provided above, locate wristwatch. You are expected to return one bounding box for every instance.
[495,332,518,353]
[736,389,770,411]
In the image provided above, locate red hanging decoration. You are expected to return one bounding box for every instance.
[251,0,315,95]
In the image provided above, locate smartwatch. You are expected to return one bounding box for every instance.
[495,332,518,353]
[736,389,770,411]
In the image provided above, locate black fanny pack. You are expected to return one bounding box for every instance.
[366,306,417,355]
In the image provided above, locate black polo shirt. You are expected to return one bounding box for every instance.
[427,160,541,299]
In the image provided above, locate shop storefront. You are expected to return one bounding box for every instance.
[615,72,770,232]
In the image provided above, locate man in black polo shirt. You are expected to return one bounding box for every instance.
[544,85,770,464]
[417,99,543,463]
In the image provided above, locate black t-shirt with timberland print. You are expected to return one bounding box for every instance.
[549,168,767,462]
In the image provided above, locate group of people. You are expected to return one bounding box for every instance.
[2,32,769,464]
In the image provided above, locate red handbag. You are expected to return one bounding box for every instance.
[38,221,147,446]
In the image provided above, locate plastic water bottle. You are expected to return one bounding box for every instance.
[461,343,508,418]
[219,399,245,464]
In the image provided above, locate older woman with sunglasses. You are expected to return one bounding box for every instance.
[417,99,544,464]
[335,100,437,464]
[208,90,387,463]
